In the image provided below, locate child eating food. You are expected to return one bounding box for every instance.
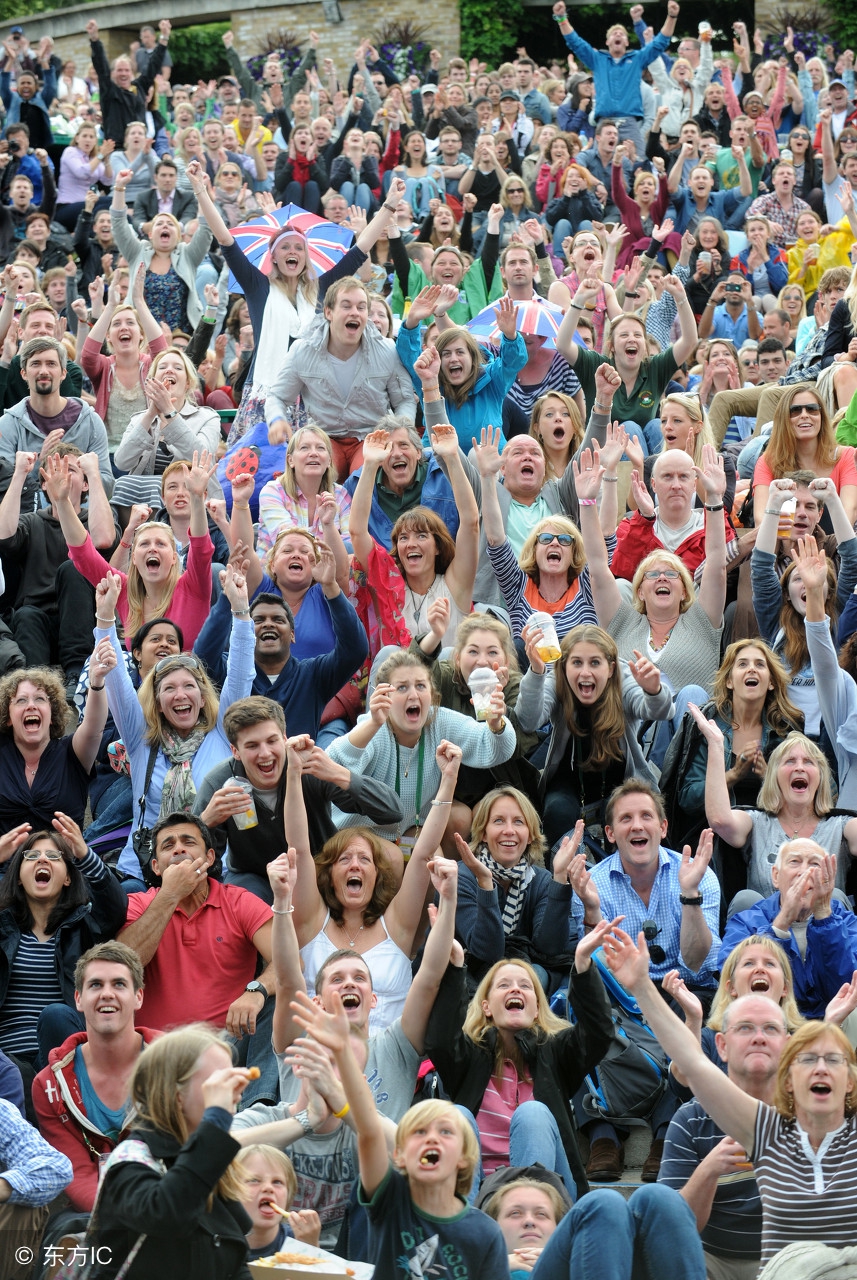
[235,1144,321,1261]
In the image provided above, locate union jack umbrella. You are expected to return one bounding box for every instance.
[466,297,566,349]
[227,203,354,293]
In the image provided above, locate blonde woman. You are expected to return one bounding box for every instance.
[93,566,254,883]
[48,450,216,650]
[87,1024,257,1280]
[423,924,615,1199]
[256,425,351,560]
[114,347,221,476]
[185,158,407,442]
[529,391,584,479]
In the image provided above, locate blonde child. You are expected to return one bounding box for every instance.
[484,1176,568,1277]
[235,1143,321,1261]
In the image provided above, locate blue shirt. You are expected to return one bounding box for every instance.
[0,1096,72,1205]
[521,87,552,123]
[708,303,753,345]
[563,29,670,119]
[74,1045,126,1141]
[669,186,747,234]
[570,846,721,987]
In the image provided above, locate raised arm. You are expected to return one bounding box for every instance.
[39,453,88,547]
[687,704,755,847]
[428,420,479,608]
[384,742,462,954]
[348,428,389,571]
[471,426,506,546]
[399,856,461,1054]
[662,274,698,366]
[283,737,326,945]
[186,159,234,246]
[695,444,728,628]
[267,849,309,1054]
[556,276,601,365]
[572,443,624,628]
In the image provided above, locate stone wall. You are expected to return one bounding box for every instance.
[9,0,460,78]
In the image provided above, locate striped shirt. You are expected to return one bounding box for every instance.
[0,1097,72,1205]
[660,1099,761,1260]
[753,1103,857,1266]
[486,535,616,641]
[0,933,64,1058]
[477,1061,534,1177]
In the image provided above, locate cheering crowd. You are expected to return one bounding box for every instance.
[3,3,857,1277]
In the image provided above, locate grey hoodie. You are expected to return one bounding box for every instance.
[0,397,113,495]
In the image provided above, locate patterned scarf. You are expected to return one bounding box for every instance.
[476,843,535,936]
[158,727,207,819]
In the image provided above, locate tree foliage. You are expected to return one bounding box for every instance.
[164,22,231,85]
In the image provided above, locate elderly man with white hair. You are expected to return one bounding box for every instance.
[720,839,857,1020]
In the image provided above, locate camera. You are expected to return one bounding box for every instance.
[7,140,20,154]
[725,282,742,293]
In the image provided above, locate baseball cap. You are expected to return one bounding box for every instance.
[830,78,849,89]
[500,88,522,102]
[218,75,239,88]
[10,26,23,35]
[420,84,438,95]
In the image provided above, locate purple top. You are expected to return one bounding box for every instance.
[56,144,112,205]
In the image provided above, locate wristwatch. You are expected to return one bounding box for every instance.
[293,1108,314,1135]
[245,980,268,1000]
[679,894,704,907]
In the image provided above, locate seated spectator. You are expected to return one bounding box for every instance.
[109,121,156,208]
[569,783,721,1182]
[684,218,732,319]
[391,129,445,218]
[236,1143,321,1259]
[195,696,399,899]
[519,624,672,850]
[80,269,168,454]
[752,477,857,735]
[698,272,761,348]
[0,170,56,263]
[0,1094,72,1270]
[482,1175,571,1277]
[787,205,857,296]
[113,348,221,477]
[85,1023,255,1277]
[53,452,216,652]
[73,198,119,302]
[731,215,789,299]
[330,127,379,214]
[350,424,478,647]
[343,415,467,551]
[821,261,857,410]
[272,125,328,214]
[91,564,253,884]
[720,837,857,1019]
[669,160,752,237]
[118,814,275,1098]
[529,392,584,480]
[131,157,198,233]
[453,786,576,993]
[0,812,126,1073]
[32,941,158,1215]
[0,296,83,413]
[548,227,623,350]
[113,459,229,575]
[54,121,114,231]
[0,447,115,693]
[397,290,527,454]
[256,425,351,562]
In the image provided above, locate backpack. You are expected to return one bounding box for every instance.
[551,948,668,1123]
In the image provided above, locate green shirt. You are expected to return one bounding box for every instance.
[573,345,679,426]
[715,146,764,196]
[391,258,503,323]
[375,459,429,524]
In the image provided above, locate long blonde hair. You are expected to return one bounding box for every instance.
[128,1025,246,1206]
[712,639,803,738]
[463,958,569,1078]
[126,521,181,638]
[707,935,803,1033]
[756,731,834,817]
[270,227,319,306]
[281,425,336,500]
[658,392,715,466]
[138,656,220,747]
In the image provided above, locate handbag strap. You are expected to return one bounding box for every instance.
[70,1141,166,1280]
[134,742,160,870]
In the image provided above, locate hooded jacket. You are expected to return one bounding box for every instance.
[32,1027,161,1210]
[0,396,112,496]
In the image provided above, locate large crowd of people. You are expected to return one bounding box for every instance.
[2,4,857,1277]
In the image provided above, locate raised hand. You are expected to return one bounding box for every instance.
[521,622,546,675]
[95,571,123,622]
[413,343,441,387]
[678,827,714,896]
[789,534,829,594]
[89,637,117,687]
[599,420,629,473]
[453,831,494,890]
[493,293,519,341]
[686,702,725,749]
[435,739,463,779]
[629,468,655,519]
[361,428,392,468]
[472,425,503,477]
[368,681,393,726]
[694,442,726,503]
[430,423,459,459]
[575,915,625,972]
[187,449,217,499]
[661,969,704,1028]
[628,649,662,694]
[553,819,584,884]
[267,848,297,903]
[825,971,857,1026]
[572,447,604,502]
[407,283,443,325]
[311,542,337,588]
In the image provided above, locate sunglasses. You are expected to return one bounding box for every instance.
[154,654,201,676]
[22,850,64,862]
[791,132,810,140]
[536,532,574,546]
[788,403,821,417]
[642,920,666,966]
[220,169,241,177]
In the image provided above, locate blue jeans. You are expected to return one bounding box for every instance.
[230,995,279,1107]
[457,1100,577,1202]
[645,683,709,772]
[338,181,372,211]
[531,1184,705,1280]
[550,217,593,257]
[195,259,219,306]
[282,179,321,214]
[37,1004,85,1070]
[621,419,664,459]
[223,859,274,905]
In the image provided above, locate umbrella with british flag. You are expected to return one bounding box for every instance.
[227,203,354,293]
[466,297,566,349]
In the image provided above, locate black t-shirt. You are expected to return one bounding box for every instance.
[0,734,92,836]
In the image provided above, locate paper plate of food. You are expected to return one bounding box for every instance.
[248,1238,374,1280]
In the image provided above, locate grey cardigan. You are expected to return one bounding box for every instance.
[110,210,213,329]
[517,661,675,799]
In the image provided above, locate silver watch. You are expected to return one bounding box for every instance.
[293,1107,314,1135]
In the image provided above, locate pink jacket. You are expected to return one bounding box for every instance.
[81,332,169,424]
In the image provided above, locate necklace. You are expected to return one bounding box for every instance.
[782,812,815,838]
[338,919,365,948]
[25,763,38,779]
[648,621,675,652]
[406,582,433,629]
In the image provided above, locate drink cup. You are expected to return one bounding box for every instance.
[467,667,501,720]
[778,496,796,539]
[229,778,258,829]
[529,611,562,664]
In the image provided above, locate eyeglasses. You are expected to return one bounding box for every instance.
[794,1052,849,1066]
[220,169,241,177]
[22,850,64,862]
[642,920,666,966]
[536,532,574,546]
[788,403,822,417]
[642,569,680,580]
[154,654,201,676]
[727,1021,787,1037]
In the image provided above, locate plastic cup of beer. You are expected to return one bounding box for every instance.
[777,496,796,539]
[467,667,500,720]
[529,611,562,664]
[230,778,258,829]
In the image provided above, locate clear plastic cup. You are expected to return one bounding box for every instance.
[778,497,796,539]
[529,611,562,664]
[467,667,500,720]
[229,778,258,830]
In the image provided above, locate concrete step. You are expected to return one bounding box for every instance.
[580,1121,654,1198]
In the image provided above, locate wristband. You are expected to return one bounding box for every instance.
[553,11,567,20]
[593,402,612,413]
[119,539,131,550]
[640,511,656,521]
[679,893,704,907]
[704,502,724,512]
[579,497,597,506]
[625,291,640,298]
[333,1102,351,1119]
[383,202,398,211]
[89,683,105,691]
[271,906,294,914]
[431,798,453,806]
[232,609,251,617]
[95,616,115,625]
[234,503,250,511]
[602,475,619,482]
[706,299,716,306]
[764,508,782,515]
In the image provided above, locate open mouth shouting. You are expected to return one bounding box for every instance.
[340,990,361,1010]
[33,865,54,887]
[144,553,163,574]
[403,699,423,725]
[627,831,650,852]
[257,626,281,645]
[749,973,772,993]
[574,676,598,701]
[21,711,43,732]
[419,1148,441,1167]
[445,359,465,381]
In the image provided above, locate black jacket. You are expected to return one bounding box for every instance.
[131,188,199,231]
[90,1120,251,1280]
[91,36,167,147]
[73,208,118,298]
[424,963,613,1200]
[822,297,855,368]
[544,188,605,231]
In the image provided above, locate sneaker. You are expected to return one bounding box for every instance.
[64,670,82,705]
[641,1138,665,1182]
[586,1137,624,1182]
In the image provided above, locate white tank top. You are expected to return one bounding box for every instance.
[401,574,468,647]
[300,913,413,1035]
